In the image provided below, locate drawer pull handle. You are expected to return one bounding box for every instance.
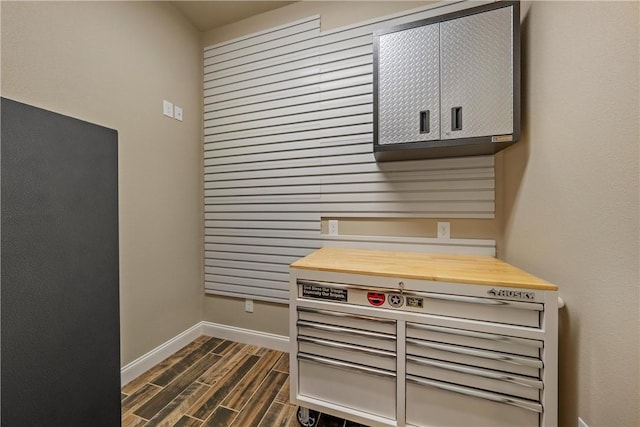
[297,306,396,325]
[406,375,542,414]
[297,320,396,341]
[403,291,544,311]
[406,323,543,349]
[299,353,396,379]
[406,355,543,390]
[298,335,396,358]
[406,338,543,369]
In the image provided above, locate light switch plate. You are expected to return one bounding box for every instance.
[174,106,183,121]
[163,100,173,118]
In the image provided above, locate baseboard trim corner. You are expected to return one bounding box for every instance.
[120,321,290,386]
[120,322,203,386]
[201,321,290,353]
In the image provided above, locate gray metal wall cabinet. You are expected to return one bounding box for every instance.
[373,1,520,161]
[1,97,120,426]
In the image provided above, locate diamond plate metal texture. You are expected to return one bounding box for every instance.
[440,6,514,139]
[378,24,440,145]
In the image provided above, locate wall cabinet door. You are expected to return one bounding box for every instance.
[373,1,520,161]
[440,5,514,140]
[377,23,440,145]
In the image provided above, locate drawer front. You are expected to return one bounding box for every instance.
[297,321,396,352]
[408,292,542,327]
[298,354,396,420]
[406,356,542,401]
[406,376,540,427]
[406,322,541,358]
[406,339,540,378]
[298,337,396,372]
[298,307,397,335]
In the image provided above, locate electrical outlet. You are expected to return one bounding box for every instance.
[437,221,450,239]
[245,299,253,313]
[163,100,173,118]
[328,220,339,235]
[578,417,589,427]
[174,106,183,121]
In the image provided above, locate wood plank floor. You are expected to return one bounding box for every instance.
[121,336,369,427]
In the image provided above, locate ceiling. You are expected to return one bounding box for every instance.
[170,1,297,32]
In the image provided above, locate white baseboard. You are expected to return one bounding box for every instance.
[120,321,290,386]
[200,321,290,353]
[120,322,204,386]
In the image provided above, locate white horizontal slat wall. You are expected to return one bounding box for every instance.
[204,2,496,304]
[204,16,323,303]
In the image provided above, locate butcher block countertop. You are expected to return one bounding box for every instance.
[291,247,557,291]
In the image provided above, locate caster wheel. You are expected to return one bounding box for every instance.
[296,406,320,427]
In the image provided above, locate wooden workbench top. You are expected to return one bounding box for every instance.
[290,247,557,291]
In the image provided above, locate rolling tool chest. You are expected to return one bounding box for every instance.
[289,248,559,427]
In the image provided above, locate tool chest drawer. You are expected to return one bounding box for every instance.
[407,291,543,327]
[405,337,542,378]
[406,322,542,358]
[298,336,396,372]
[406,354,542,401]
[406,375,541,427]
[298,355,397,421]
[297,320,397,352]
[298,307,397,335]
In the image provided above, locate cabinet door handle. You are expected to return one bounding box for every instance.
[451,106,462,131]
[406,375,543,414]
[419,110,430,134]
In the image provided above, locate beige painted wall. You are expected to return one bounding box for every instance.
[499,2,639,426]
[1,1,204,366]
[202,1,435,46]
[2,1,637,424]
[202,1,640,426]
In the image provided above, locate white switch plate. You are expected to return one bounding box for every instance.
[437,221,450,239]
[174,106,183,121]
[163,100,173,118]
[245,299,254,313]
[328,220,339,235]
[578,417,589,427]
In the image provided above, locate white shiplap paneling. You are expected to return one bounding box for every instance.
[204,4,496,303]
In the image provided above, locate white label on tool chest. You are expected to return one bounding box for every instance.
[302,284,348,302]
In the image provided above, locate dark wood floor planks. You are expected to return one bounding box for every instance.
[122,336,368,427]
